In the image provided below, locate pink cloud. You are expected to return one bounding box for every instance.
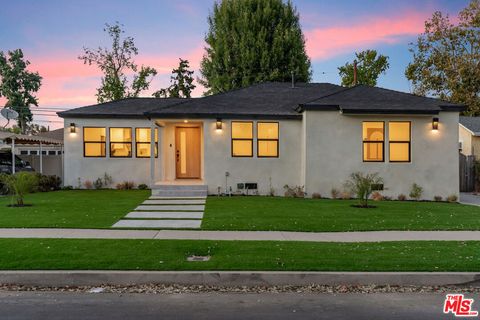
[304,11,428,60]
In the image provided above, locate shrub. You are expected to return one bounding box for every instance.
[138,183,148,190]
[312,192,321,199]
[447,194,458,203]
[283,185,304,198]
[62,185,73,190]
[36,174,62,192]
[341,191,352,200]
[383,195,392,201]
[93,178,103,189]
[409,183,423,201]
[84,180,93,189]
[0,172,39,206]
[397,194,407,201]
[330,188,340,199]
[116,181,135,190]
[103,173,113,187]
[344,172,383,208]
[434,196,443,202]
[371,191,384,201]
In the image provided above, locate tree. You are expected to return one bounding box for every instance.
[79,22,157,103]
[0,49,42,133]
[199,0,311,95]
[153,58,196,98]
[405,0,480,115]
[338,50,389,87]
[344,172,383,208]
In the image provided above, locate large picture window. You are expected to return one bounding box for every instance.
[136,128,158,158]
[231,121,253,157]
[257,122,279,157]
[389,122,411,162]
[363,122,384,162]
[110,127,132,157]
[83,127,106,157]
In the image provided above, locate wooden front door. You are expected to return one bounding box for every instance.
[175,127,201,179]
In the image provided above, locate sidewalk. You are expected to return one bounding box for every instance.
[2,228,480,242]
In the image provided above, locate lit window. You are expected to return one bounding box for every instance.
[389,122,411,162]
[257,122,279,157]
[110,128,132,157]
[231,122,253,157]
[135,128,158,158]
[83,127,106,157]
[363,122,384,162]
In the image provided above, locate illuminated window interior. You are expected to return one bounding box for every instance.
[389,122,411,162]
[231,122,253,157]
[135,128,158,158]
[363,122,384,162]
[258,122,279,157]
[110,128,132,157]
[83,127,106,157]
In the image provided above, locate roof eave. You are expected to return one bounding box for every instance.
[144,112,302,120]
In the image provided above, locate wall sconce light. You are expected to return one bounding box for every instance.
[432,117,439,131]
[183,120,188,123]
[216,119,223,130]
[70,123,76,133]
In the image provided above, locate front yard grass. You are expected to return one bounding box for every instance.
[203,196,480,232]
[0,239,479,271]
[0,190,149,228]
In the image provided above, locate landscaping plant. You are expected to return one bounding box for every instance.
[409,183,423,201]
[36,174,61,192]
[0,172,38,207]
[397,194,407,201]
[344,172,383,208]
[447,194,458,203]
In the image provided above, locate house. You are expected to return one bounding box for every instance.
[58,82,464,199]
[459,116,480,158]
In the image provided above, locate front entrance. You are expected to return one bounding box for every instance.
[175,127,201,179]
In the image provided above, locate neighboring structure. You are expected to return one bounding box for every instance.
[58,82,464,199]
[459,116,480,158]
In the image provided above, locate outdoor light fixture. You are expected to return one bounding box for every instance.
[432,117,439,131]
[70,123,76,133]
[216,119,223,130]
[183,120,188,123]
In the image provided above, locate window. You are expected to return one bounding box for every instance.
[257,122,279,157]
[20,150,28,155]
[30,150,38,155]
[48,150,56,155]
[109,128,132,157]
[135,128,158,158]
[231,121,253,157]
[389,122,411,162]
[363,122,384,162]
[83,127,106,157]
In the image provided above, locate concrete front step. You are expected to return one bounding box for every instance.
[151,190,207,197]
[135,205,205,211]
[143,199,206,205]
[152,184,208,191]
[126,212,204,219]
[112,219,201,229]
[149,196,206,200]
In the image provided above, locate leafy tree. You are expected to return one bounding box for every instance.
[79,22,157,103]
[0,49,42,133]
[338,50,389,87]
[199,0,311,95]
[0,172,38,207]
[405,0,480,115]
[344,172,383,208]
[153,58,196,98]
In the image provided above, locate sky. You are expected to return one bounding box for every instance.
[0,0,470,129]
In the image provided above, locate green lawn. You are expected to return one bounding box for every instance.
[203,196,480,232]
[0,239,478,271]
[0,190,149,228]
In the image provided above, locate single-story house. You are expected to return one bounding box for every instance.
[459,116,480,158]
[58,82,464,199]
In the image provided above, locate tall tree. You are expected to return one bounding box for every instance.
[199,0,312,95]
[153,59,196,98]
[405,0,480,115]
[79,22,157,103]
[0,49,42,133]
[338,50,390,87]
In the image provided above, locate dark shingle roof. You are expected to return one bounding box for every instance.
[57,98,187,118]
[38,128,64,141]
[460,116,480,135]
[300,85,465,114]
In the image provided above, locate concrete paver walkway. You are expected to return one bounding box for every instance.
[2,229,480,242]
[460,192,480,206]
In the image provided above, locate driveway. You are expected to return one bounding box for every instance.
[460,192,480,206]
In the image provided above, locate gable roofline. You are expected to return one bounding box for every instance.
[459,123,479,136]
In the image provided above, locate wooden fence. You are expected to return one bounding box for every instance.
[459,154,476,192]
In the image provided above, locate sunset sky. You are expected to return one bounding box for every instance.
[0,0,469,129]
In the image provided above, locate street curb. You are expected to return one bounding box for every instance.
[0,271,479,287]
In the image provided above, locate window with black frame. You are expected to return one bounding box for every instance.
[362,122,384,162]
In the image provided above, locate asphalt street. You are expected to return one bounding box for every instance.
[0,290,474,319]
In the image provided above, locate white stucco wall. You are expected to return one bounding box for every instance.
[303,111,459,200]
[63,118,160,187]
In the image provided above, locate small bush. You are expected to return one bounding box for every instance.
[138,183,148,190]
[0,172,39,206]
[312,192,321,199]
[84,180,93,189]
[36,174,62,192]
[344,172,383,208]
[116,181,135,190]
[434,196,443,202]
[383,195,392,201]
[283,185,304,198]
[447,194,458,203]
[409,183,423,201]
[371,191,384,201]
[93,178,103,189]
[62,185,73,190]
[103,173,113,187]
[397,194,407,201]
[341,191,352,200]
[330,188,340,199]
